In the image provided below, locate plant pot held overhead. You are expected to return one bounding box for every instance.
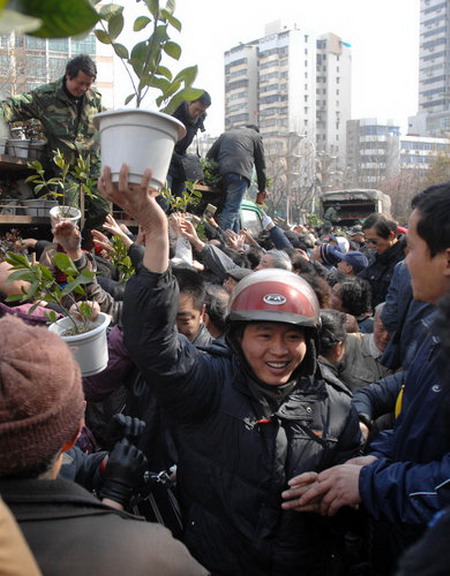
[94,109,185,188]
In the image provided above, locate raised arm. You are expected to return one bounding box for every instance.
[98,165,169,274]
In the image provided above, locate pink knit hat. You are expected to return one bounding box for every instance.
[0,315,85,477]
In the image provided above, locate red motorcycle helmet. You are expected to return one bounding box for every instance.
[226,269,320,377]
[228,269,320,328]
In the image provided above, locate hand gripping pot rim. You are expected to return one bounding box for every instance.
[227,269,320,328]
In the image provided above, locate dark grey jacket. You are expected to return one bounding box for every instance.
[0,477,208,576]
[207,126,267,192]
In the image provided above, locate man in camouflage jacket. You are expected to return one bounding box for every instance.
[0,54,109,243]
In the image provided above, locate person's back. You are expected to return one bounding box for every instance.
[1,477,206,576]
[208,126,263,182]
[207,125,267,232]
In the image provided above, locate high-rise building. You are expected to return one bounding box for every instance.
[346,118,401,187]
[223,21,351,218]
[408,0,450,136]
[224,20,351,155]
[316,33,352,158]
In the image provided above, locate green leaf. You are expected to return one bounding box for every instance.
[93,28,110,44]
[163,40,181,60]
[133,15,151,31]
[45,309,58,323]
[54,252,78,275]
[174,65,198,86]
[155,65,172,80]
[112,42,129,59]
[13,0,100,39]
[145,0,159,20]
[108,12,124,39]
[98,3,123,21]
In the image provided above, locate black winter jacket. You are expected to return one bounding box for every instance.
[358,238,405,307]
[123,268,363,576]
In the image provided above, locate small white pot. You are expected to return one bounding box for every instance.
[48,312,111,376]
[49,204,82,224]
[94,109,186,188]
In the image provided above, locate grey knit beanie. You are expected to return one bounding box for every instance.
[0,315,85,477]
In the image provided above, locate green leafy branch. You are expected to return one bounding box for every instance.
[5,251,96,334]
[94,0,202,112]
[160,179,202,212]
[26,149,96,214]
[109,235,135,284]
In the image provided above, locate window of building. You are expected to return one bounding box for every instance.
[26,37,46,50]
[71,35,96,54]
[49,57,66,78]
[48,38,69,53]
[25,56,46,77]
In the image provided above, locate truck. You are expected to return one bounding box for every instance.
[320,189,392,227]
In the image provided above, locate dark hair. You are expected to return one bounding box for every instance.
[204,282,229,335]
[300,272,331,309]
[196,90,211,107]
[319,309,347,356]
[336,277,373,317]
[65,54,97,79]
[362,213,398,239]
[172,266,206,311]
[289,252,315,274]
[411,183,450,257]
[245,124,260,133]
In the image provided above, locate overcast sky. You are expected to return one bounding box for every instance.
[116,0,420,136]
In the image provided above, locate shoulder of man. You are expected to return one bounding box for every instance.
[317,362,353,398]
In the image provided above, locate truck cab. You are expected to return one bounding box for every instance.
[320,189,392,226]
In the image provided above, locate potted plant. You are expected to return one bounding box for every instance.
[25,149,97,222]
[5,251,111,376]
[93,0,204,187]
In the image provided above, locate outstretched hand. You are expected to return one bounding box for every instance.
[98,165,159,228]
[282,464,363,516]
[53,221,82,258]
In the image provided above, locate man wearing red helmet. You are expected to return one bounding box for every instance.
[99,164,363,576]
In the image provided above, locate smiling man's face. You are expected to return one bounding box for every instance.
[241,322,306,385]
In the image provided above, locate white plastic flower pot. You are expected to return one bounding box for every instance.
[94,109,186,188]
[48,312,111,376]
[49,204,82,224]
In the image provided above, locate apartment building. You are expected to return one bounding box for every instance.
[224,22,351,152]
[408,0,450,136]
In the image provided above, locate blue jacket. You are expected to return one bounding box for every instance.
[380,260,434,370]
[123,268,362,576]
[360,310,450,550]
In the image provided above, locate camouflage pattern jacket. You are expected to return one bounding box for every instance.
[0,76,103,169]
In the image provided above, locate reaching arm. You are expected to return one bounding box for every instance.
[98,165,169,274]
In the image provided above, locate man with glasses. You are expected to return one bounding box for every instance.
[357,213,406,307]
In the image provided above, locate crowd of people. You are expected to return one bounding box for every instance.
[0,155,449,575]
[0,54,450,576]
